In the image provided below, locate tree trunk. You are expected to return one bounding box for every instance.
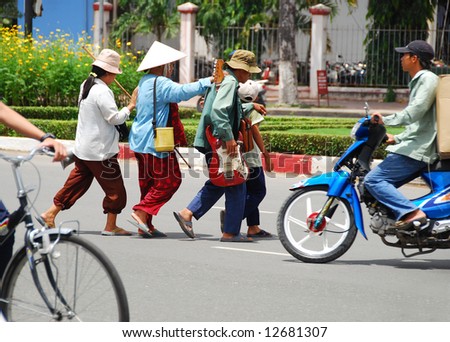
[278,0,298,104]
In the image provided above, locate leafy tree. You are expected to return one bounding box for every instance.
[279,0,298,103]
[186,0,277,57]
[277,0,357,104]
[365,0,437,87]
[0,0,20,26]
[111,0,180,43]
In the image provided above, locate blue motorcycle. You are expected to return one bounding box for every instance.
[277,103,450,263]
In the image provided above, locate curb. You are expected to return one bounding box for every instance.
[1,137,424,185]
[9,137,426,185]
[0,137,315,175]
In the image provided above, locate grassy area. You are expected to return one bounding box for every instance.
[181,116,404,136]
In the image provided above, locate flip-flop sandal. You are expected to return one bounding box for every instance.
[247,229,273,238]
[128,218,153,238]
[101,227,132,236]
[173,212,195,239]
[393,216,427,230]
[220,234,253,242]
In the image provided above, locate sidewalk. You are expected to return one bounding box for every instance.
[1,98,404,175]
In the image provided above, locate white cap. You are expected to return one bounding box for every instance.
[137,41,186,72]
[238,80,259,102]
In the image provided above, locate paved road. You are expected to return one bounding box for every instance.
[1,152,449,322]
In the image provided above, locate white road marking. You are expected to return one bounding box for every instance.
[212,206,276,214]
[212,246,290,256]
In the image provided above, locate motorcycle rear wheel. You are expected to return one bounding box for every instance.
[277,186,357,263]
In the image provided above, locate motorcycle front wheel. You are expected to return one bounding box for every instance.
[277,186,357,263]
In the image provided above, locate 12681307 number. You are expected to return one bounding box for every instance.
[264,326,327,338]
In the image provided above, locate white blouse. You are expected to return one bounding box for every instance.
[74,78,130,161]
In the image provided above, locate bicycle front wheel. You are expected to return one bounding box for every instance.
[1,234,129,321]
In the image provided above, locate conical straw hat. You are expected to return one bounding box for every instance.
[137,41,187,72]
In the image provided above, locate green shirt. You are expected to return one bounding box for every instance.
[194,71,252,151]
[384,69,439,164]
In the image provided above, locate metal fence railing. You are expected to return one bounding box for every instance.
[194,25,450,88]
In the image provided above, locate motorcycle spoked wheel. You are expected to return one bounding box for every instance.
[277,185,358,263]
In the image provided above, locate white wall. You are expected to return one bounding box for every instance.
[323,0,369,63]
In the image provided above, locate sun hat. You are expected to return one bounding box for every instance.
[92,49,122,74]
[137,41,187,72]
[238,80,259,102]
[225,50,261,73]
[395,40,435,61]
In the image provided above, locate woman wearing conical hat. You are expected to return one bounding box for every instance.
[129,41,212,238]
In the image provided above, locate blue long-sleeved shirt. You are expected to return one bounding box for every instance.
[129,74,211,157]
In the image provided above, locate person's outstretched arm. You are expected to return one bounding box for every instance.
[0,102,67,161]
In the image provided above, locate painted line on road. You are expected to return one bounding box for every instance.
[212,246,290,257]
[212,206,276,214]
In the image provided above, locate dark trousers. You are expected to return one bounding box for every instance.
[243,167,267,226]
[187,149,246,235]
[0,200,13,279]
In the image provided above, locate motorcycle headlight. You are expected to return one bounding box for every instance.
[350,119,370,140]
[350,122,362,139]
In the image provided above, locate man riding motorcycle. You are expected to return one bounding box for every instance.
[364,40,439,231]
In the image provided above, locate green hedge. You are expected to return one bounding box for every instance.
[173,126,387,159]
[11,106,79,121]
[10,106,200,121]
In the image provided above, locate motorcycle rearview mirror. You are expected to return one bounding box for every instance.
[364,102,370,117]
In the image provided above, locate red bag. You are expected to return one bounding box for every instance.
[205,125,248,187]
[169,103,187,146]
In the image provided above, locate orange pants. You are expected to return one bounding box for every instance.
[53,155,126,214]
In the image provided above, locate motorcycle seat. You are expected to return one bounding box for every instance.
[430,159,450,172]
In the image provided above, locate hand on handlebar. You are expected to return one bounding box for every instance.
[385,133,396,145]
[39,139,68,162]
[370,112,384,125]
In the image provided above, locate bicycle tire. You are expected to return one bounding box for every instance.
[1,234,129,321]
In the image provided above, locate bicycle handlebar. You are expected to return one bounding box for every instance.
[0,146,55,165]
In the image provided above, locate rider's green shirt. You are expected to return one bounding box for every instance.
[384,69,439,164]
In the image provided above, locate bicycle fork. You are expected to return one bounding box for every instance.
[24,216,75,321]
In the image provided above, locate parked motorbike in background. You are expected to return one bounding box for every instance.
[327,56,366,85]
[277,103,450,263]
